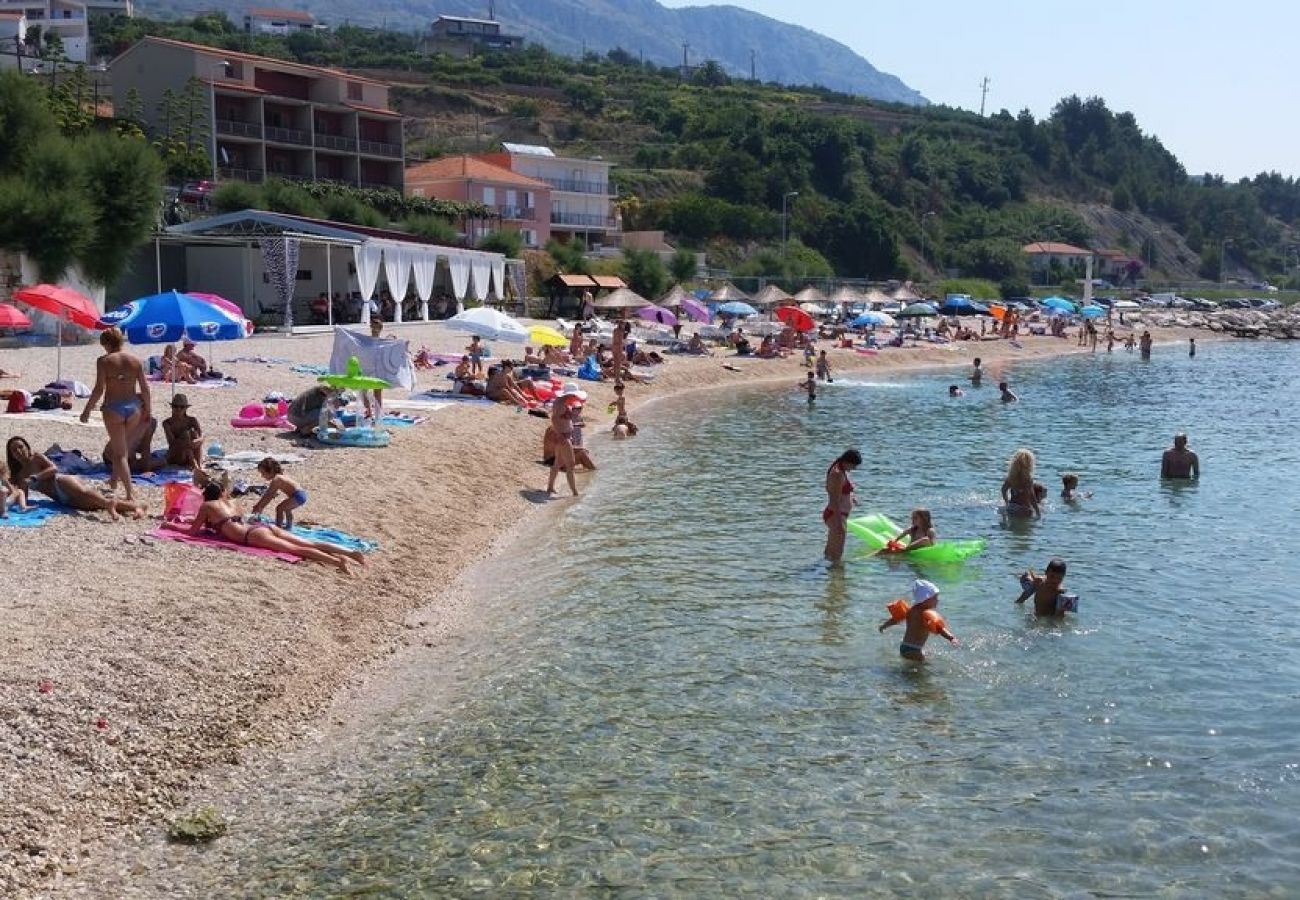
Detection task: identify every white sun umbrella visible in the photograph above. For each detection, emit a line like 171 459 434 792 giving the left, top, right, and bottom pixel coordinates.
446 306 528 343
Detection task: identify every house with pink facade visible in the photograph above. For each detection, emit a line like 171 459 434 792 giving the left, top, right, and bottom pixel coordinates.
405 155 551 249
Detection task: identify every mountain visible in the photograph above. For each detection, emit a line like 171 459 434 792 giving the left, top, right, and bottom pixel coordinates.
136 0 927 106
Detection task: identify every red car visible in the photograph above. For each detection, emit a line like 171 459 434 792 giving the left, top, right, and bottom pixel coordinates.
179 180 214 206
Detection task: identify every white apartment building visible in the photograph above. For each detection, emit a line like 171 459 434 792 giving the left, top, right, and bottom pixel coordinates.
244 7 316 35
0 0 87 63
481 143 616 248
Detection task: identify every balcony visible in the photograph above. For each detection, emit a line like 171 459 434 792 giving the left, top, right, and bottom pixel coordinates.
216 119 263 139
360 180 401 191
218 166 265 183
541 177 608 195
551 211 616 229
358 139 402 158
315 133 357 153
495 205 536 221
264 125 312 146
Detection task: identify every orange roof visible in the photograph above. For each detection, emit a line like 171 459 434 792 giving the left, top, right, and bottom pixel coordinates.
406 156 550 189
113 36 389 88
554 274 598 288
345 102 402 119
247 7 316 22
1022 241 1093 256
592 275 626 289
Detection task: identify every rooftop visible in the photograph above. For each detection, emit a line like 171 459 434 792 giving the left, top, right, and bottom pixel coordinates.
407 156 549 189
1022 241 1093 256
434 15 500 27
246 6 316 22
501 142 556 158
111 35 389 88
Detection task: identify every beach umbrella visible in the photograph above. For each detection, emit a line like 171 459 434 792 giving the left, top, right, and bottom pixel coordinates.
751 284 792 310
638 304 678 327
863 287 891 304
658 284 694 309
791 286 828 308
774 305 815 333
828 285 865 307
0 303 32 330
446 306 528 343
1080 304 1107 318
13 283 105 381
318 356 391 391
897 302 938 318
1041 296 1077 313
529 324 568 347
679 295 711 323
186 291 244 321
717 301 758 317
938 296 990 316
100 290 249 344
592 287 650 311
891 284 922 303
850 311 895 328
708 282 751 304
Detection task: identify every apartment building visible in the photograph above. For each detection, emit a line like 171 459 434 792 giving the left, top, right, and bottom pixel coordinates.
428 15 524 55
1 0 88 62
480 143 615 248
109 36 404 191
244 7 316 35
405 155 551 248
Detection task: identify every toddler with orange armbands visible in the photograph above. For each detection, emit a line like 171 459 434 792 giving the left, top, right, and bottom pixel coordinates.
878 579 958 661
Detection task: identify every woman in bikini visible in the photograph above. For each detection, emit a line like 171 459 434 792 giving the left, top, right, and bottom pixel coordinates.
6 436 145 521
1001 448 1041 518
170 482 365 574
546 386 583 497
80 327 151 505
823 448 862 563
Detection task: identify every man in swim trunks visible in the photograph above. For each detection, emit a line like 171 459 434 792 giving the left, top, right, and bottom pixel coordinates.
1160 432 1199 479
1139 330 1152 359
177 339 209 379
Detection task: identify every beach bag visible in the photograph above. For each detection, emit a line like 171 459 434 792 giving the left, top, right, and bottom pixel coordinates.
163 482 203 522
31 389 63 410
6 391 29 413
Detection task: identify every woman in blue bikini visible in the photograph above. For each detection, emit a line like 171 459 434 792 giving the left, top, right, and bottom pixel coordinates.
5 437 144 521
80 327 151 506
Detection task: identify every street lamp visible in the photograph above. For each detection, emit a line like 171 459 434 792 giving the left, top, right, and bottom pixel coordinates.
781 191 799 260
207 59 231 182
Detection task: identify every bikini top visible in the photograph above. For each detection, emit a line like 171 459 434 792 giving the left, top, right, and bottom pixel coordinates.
828 462 854 495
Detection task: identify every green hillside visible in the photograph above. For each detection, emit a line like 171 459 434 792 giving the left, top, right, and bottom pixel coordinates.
95 13 1300 293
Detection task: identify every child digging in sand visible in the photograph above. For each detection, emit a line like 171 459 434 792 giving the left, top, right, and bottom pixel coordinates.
878 579 958 661
250 457 307 529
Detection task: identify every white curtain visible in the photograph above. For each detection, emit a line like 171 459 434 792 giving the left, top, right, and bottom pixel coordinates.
490 255 506 302
353 242 384 325
447 252 471 313
469 255 493 303
412 250 440 321
381 241 413 323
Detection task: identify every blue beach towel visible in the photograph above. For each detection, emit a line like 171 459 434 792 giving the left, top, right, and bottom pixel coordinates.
291 363 331 376
0 500 68 528
290 524 378 552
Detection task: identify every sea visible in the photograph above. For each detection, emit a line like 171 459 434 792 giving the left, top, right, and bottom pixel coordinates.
147 340 1300 897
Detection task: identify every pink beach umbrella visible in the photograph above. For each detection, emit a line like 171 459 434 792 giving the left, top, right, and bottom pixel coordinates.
638 303 678 327
187 291 244 320
679 296 711 323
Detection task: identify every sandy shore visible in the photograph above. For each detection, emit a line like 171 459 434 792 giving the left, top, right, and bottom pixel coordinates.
0 317 1210 896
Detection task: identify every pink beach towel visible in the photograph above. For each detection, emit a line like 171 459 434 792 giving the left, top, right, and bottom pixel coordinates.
149 527 300 563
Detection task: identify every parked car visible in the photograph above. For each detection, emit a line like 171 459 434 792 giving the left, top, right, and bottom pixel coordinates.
179 180 214 206
1220 298 1250 309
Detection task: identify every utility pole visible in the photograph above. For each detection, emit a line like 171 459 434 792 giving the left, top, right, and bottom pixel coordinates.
488 0 495 20
979 76 991 117
682 42 690 69
750 49 756 81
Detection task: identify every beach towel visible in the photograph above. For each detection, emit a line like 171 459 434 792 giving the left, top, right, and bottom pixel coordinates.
149 527 300 563
223 356 292 365
0 409 103 428
290 363 331 376
207 450 307 472
291 524 377 552
396 392 491 410
82 466 192 486
330 329 414 390
339 412 429 428
0 500 67 528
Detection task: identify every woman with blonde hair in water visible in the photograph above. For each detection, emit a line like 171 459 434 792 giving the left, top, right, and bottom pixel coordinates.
80 327 151 504
1001 448 1041 518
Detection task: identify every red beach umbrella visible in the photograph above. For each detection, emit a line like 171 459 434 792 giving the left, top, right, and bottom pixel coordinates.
775 305 816 333
0 303 33 330
13 284 103 330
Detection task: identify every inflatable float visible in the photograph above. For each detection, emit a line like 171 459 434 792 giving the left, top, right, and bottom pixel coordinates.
314 426 391 448
231 399 289 428
848 513 986 563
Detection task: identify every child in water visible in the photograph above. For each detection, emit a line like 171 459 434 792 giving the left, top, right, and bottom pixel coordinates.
816 350 833 383
1060 473 1091 501
608 382 639 436
999 381 1018 403
801 371 817 402
879 579 958 661
251 457 308 529
970 357 982 385
803 342 816 369
1016 558 1077 616
882 508 936 553
948 384 963 397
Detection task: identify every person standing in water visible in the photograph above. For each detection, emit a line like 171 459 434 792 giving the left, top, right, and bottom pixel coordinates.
1001 448 1041 517
1139 330 1153 359
1161 433 1199 479
1189 337 1196 358
822 448 861 563
970 357 982 386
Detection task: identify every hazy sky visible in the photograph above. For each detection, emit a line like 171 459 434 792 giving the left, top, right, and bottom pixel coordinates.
661 0 1298 180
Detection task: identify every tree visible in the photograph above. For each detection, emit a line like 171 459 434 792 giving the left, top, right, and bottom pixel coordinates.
0 70 56 171
479 229 523 258
211 180 263 213
669 246 699 282
261 178 324 218
402 214 459 243
546 238 589 275
0 176 93 282
621 247 668 299
77 131 164 285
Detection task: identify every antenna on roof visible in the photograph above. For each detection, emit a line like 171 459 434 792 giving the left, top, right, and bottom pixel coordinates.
979 75 991 117
488 1 496 21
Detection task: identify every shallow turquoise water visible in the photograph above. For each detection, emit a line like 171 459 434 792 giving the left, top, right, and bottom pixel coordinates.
195 342 1300 896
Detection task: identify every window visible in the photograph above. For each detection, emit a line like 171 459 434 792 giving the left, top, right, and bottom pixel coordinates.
505 189 517 208
525 191 534 209
482 186 496 205
412 187 425 197
347 81 363 102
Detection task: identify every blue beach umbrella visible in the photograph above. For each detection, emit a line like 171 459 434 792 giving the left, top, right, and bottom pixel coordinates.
717 301 758 317
100 290 249 344
850 311 893 328
1080 304 1107 318
1041 296 1077 313
938 296 990 316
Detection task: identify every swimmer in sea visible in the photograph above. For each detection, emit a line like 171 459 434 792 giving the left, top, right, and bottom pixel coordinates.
998 381 1018 403
1189 337 1196 358
1060 472 1091 501
1016 558 1075 616
1001 448 1041 518
801 372 817 403
948 384 963 397
822 448 862 563
970 357 982 386
878 579 957 661
1160 432 1199 479
881 508 936 554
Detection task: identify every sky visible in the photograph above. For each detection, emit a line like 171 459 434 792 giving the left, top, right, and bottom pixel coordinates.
660 0 1299 180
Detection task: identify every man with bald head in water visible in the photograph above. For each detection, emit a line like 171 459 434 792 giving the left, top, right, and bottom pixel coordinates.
1161 433 1199 479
